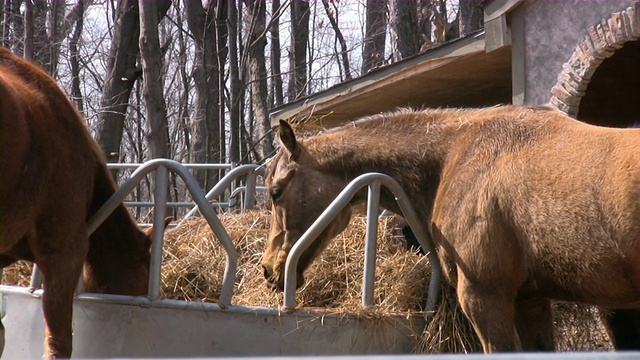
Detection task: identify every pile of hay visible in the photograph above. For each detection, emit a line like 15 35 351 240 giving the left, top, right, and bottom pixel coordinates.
1 260 33 287
1 210 614 353
161 211 431 312
161 210 613 353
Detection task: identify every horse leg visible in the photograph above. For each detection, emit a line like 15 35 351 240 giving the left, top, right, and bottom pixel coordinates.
35 231 86 359
0 269 4 357
514 298 555 351
600 308 640 350
456 274 518 352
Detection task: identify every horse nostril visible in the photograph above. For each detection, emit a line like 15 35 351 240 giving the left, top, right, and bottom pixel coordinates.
262 265 272 280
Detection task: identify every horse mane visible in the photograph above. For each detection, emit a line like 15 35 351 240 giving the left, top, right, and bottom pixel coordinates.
299 105 565 174
320 105 561 135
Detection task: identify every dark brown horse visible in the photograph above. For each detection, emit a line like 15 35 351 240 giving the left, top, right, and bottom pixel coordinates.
0 47 158 358
261 106 640 353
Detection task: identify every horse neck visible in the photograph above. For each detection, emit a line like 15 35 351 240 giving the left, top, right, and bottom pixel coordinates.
86 164 144 279
307 119 456 211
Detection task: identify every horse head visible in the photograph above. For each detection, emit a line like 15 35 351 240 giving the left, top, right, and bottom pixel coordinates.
83 216 172 296
261 120 352 291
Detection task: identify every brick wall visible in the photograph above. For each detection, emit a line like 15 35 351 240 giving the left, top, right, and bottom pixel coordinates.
549 2 640 117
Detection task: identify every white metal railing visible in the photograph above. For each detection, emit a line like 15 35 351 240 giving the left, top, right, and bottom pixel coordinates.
28 163 439 316
281 172 442 315
29 160 267 308
182 165 267 221
107 163 266 213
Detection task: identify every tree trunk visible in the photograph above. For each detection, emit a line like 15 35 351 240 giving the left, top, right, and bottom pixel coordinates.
69 0 85 113
2 0 23 53
459 0 483 37
287 0 309 100
138 0 169 159
22 0 37 62
184 0 223 189
227 0 241 164
97 0 142 165
321 0 351 81
23 0 82 76
246 0 274 161
269 0 283 107
217 1 228 169
389 0 419 62
361 0 386 73
97 0 170 165
46 0 65 76
417 0 433 51
176 4 191 163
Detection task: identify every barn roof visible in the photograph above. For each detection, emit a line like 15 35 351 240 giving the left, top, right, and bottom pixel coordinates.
269 30 513 129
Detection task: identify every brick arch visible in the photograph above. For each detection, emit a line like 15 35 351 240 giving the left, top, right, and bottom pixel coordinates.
549 2 640 117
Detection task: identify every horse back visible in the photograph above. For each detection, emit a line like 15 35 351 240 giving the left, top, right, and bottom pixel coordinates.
433 110 640 306
0 47 104 262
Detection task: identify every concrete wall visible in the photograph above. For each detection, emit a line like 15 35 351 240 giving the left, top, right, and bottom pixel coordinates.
520 0 634 105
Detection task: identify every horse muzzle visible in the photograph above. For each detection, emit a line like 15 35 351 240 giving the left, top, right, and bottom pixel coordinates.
262 265 305 291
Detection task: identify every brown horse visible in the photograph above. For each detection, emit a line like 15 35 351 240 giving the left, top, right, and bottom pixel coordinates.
261 105 640 353
0 47 159 358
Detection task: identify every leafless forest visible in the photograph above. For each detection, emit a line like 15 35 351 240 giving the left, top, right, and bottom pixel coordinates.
1 0 482 204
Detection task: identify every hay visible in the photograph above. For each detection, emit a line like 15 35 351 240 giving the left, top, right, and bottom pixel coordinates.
161 212 431 313
1 209 614 353
1 260 33 287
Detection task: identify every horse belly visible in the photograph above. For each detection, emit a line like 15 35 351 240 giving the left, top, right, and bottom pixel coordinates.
527 237 640 308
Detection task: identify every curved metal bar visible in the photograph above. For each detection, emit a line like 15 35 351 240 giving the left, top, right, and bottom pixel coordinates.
182 165 267 220
86 159 239 307
148 166 169 300
283 173 441 316
362 182 381 306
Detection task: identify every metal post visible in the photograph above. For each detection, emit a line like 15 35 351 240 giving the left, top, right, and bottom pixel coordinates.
362 182 381 306
29 266 43 290
244 172 257 210
148 165 169 300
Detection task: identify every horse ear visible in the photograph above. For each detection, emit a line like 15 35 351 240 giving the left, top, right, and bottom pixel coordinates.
144 216 173 237
278 120 298 156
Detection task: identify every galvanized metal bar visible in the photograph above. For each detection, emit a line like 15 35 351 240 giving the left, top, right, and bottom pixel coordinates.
362 182 381 306
284 173 441 314
87 159 239 307
29 266 43 290
152 160 238 307
182 165 267 220
107 163 233 170
148 165 169 300
123 201 223 208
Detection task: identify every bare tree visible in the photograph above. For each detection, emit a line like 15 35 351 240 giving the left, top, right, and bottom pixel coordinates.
321 0 351 81
138 0 170 159
175 4 191 163
269 0 284 107
287 0 310 100
97 0 170 165
69 0 85 112
23 0 87 75
389 0 419 62
459 0 483 37
97 0 142 165
228 0 242 164
417 0 434 51
362 0 386 73
2 0 24 52
184 0 226 189
245 0 274 161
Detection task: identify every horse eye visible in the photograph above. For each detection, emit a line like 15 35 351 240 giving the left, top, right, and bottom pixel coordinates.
269 187 283 201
